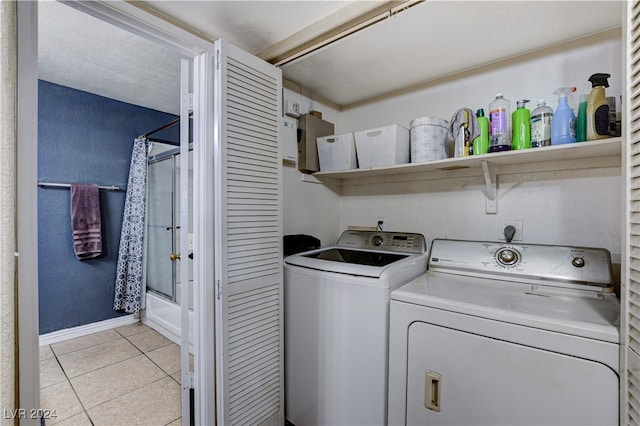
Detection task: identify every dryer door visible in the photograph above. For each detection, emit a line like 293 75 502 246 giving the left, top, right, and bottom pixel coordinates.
406 321 618 425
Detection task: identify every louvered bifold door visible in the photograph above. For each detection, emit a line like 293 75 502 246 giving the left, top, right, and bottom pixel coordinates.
213 39 283 426
627 1 640 424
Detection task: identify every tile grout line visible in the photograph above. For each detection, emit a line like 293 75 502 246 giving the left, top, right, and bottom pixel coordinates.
42 325 181 425
117 326 182 379
50 344 95 426
79 328 176 421
55 336 141 381
135 340 181 382
79 334 150 421
136 336 184 426
48 330 144 425
82 375 177 418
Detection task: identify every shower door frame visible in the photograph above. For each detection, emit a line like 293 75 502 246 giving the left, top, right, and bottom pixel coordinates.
146 149 178 302
17 2 216 425
146 146 194 306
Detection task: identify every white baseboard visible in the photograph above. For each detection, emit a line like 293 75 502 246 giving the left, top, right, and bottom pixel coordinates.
39 314 139 346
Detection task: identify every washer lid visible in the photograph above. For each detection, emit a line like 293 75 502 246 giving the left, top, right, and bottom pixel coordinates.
392 272 620 343
285 248 411 278
304 248 407 266
285 248 429 284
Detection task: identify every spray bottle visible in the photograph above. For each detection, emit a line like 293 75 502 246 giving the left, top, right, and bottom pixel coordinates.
587 73 611 140
551 87 576 145
511 99 530 150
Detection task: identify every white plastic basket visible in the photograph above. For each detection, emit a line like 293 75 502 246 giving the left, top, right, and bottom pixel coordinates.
354 125 410 168
317 133 357 171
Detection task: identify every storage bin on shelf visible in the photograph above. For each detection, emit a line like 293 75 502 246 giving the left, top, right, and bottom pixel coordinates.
317 133 358 171
410 116 449 163
354 125 410 168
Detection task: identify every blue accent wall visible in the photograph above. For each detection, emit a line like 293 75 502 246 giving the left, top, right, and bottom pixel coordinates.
38 80 178 334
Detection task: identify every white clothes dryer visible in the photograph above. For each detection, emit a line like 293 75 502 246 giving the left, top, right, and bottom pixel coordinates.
285 230 428 426
388 239 620 426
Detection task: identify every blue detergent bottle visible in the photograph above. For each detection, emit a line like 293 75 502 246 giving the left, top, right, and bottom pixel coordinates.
551 87 577 145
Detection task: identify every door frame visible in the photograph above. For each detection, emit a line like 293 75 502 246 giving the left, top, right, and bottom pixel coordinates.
17 2 216 425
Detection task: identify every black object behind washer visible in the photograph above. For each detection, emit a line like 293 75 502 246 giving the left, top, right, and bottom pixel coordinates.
284 234 321 256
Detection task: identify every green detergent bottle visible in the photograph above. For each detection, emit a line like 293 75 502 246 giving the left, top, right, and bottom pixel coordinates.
576 94 588 142
473 109 489 155
511 99 531 150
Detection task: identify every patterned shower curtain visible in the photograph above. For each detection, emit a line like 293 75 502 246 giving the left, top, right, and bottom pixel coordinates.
114 137 148 313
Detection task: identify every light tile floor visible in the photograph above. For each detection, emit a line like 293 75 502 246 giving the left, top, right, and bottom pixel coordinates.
40 323 190 426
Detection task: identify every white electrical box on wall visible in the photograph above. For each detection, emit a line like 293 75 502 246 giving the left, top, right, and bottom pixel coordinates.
281 117 298 163
285 100 301 117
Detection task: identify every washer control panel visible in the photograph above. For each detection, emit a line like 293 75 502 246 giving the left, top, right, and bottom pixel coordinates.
428 239 613 288
336 231 426 254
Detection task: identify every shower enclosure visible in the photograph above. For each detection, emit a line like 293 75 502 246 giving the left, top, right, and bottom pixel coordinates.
144 143 193 345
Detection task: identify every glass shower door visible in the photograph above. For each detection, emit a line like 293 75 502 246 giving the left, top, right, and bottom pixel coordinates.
146 156 175 299
175 150 194 309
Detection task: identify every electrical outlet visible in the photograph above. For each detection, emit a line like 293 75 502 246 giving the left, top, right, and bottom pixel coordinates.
377 217 388 231
285 100 300 117
498 220 523 242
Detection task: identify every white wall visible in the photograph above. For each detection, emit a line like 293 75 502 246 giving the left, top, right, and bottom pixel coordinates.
335 29 622 261
282 88 342 247
339 29 622 132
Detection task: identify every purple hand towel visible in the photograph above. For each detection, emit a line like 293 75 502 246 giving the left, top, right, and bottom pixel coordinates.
70 183 102 260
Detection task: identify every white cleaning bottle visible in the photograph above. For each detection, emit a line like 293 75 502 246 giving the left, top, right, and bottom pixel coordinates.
489 93 511 152
530 99 553 148
551 87 576 145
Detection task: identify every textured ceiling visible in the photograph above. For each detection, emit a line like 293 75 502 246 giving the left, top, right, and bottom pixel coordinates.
37 0 361 115
143 1 356 55
38 1 623 113
38 0 184 115
281 0 624 106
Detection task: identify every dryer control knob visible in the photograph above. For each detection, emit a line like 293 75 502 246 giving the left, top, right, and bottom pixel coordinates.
372 235 383 246
572 257 585 268
497 248 519 266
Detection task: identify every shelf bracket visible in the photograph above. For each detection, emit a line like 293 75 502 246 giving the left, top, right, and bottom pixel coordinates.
481 160 497 214
481 161 494 200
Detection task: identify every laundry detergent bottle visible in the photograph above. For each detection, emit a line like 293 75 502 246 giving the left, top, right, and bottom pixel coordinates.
551 87 576 145
489 93 511 152
587 73 611 140
576 94 588 142
473 108 489 155
511 99 530 150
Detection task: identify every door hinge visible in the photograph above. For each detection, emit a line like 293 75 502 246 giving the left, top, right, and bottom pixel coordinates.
183 371 194 389
216 279 221 300
216 49 220 70
184 92 193 114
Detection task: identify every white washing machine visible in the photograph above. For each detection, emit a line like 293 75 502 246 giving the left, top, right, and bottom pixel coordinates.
388 239 620 426
284 230 428 426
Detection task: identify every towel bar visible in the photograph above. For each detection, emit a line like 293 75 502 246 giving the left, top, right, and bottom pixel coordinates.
37 181 126 191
